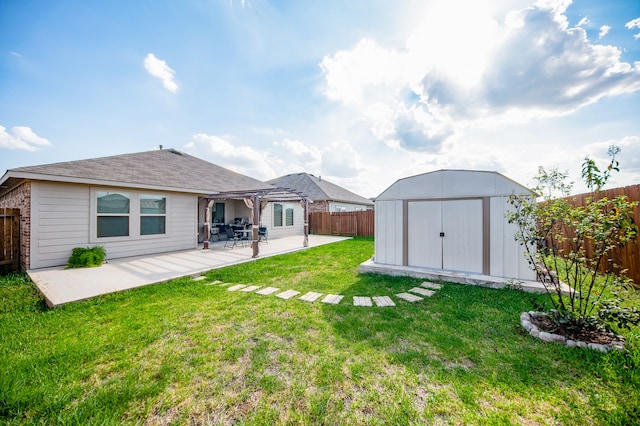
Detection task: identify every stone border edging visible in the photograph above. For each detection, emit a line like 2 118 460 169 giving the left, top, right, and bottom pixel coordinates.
520 311 625 352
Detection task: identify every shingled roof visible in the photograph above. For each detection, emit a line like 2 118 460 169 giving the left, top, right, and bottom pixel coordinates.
266 173 373 206
0 148 274 195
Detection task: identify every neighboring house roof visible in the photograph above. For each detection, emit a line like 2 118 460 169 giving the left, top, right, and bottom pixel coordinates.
0 148 274 196
266 173 374 206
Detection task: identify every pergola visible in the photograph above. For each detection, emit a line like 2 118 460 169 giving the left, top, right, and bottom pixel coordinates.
201 187 310 257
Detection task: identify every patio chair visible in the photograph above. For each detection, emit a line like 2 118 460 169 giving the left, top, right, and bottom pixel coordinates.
258 226 268 244
224 228 241 248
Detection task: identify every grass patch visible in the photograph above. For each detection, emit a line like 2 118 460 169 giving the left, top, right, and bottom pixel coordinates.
1 238 639 424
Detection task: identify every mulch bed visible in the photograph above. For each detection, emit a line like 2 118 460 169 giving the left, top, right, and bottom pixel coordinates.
529 314 619 345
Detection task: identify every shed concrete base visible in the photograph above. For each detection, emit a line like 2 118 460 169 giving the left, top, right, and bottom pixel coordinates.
359 259 571 295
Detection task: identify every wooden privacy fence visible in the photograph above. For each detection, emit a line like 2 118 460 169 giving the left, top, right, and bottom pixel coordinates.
309 210 374 237
556 184 640 287
0 208 20 274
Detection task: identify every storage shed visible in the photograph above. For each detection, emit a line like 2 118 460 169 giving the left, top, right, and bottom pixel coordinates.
368 170 535 281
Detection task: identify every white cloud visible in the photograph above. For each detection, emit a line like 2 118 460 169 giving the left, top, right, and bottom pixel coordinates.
0 126 51 151
626 17 640 39
583 136 640 188
184 134 273 179
599 25 611 38
319 1 640 155
577 17 589 27
320 140 364 178
143 53 178 93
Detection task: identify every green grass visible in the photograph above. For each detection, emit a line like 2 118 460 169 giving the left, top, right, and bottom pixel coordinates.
1 238 639 425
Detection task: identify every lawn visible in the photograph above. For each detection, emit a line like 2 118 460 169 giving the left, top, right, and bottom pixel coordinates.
1 238 639 425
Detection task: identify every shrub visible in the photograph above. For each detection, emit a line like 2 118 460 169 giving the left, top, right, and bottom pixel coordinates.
507 146 640 332
67 246 106 269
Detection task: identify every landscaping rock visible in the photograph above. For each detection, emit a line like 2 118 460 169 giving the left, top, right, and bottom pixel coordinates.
276 290 300 300
420 282 442 290
299 292 323 302
321 294 344 305
396 292 423 303
372 296 395 307
408 287 435 297
256 287 279 295
228 284 248 291
353 296 373 306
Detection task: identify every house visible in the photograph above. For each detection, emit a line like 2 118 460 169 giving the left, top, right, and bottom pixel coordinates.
363 169 535 282
266 172 374 213
0 148 306 270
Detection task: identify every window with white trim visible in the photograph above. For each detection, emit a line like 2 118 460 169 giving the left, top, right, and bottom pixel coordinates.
96 191 130 238
140 194 166 235
274 203 294 227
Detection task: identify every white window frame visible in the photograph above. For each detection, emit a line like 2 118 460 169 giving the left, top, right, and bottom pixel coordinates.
90 188 170 243
273 202 294 227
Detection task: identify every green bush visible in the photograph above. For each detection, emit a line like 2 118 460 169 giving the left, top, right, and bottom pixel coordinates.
66 246 106 268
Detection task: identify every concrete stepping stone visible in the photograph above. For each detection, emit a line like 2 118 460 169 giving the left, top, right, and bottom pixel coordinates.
240 285 261 292
228 284 248 291
276 290 300 300
193 276 206 281
409 287 436 297
256 287 280 295
299 292 323 302
353 296 373 307
421 282 442 290
396 292 423 302
373 296 396 307
321 294 344 305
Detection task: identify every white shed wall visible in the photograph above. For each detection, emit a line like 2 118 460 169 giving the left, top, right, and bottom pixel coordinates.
374 200 403 265
489 196 535 280
30 182 198 269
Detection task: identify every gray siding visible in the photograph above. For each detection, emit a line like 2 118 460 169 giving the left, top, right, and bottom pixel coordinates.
30 182 197 269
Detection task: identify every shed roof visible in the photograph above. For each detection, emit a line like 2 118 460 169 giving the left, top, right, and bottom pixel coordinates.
266 172 373 206
0 148 274 196
376 169 530 201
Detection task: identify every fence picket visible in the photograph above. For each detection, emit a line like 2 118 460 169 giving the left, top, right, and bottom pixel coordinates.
309 210 374 237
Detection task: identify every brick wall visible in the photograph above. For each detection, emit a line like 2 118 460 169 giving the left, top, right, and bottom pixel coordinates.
308 200 329 213
0 181 31 270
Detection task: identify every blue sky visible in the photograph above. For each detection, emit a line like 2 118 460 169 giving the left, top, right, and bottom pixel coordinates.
1 0 640 197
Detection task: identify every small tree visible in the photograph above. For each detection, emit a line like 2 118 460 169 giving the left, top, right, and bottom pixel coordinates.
507 147 639 332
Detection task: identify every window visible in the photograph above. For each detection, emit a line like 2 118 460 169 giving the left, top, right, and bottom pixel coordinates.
213 202 225 224
285 204 294 226
274 203 283 227
274 203 294 227
97 191 130 237
140 194 166 235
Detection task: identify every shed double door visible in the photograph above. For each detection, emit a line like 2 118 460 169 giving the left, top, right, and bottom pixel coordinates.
408 199 483 274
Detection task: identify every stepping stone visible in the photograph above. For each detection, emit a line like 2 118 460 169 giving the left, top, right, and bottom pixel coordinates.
193 276 206 281
396 292 423 303
228 284 248 291
421 282 442 290
256 287 280 295
240 285 261 292
299 292 323 302
373 296 396 307
276 290 300 300
211 280 223 285
409 287 436 297
353 296 373 307
321 294 344 305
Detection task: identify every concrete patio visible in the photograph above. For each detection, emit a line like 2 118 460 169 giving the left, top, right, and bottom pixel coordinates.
28 235 349 307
